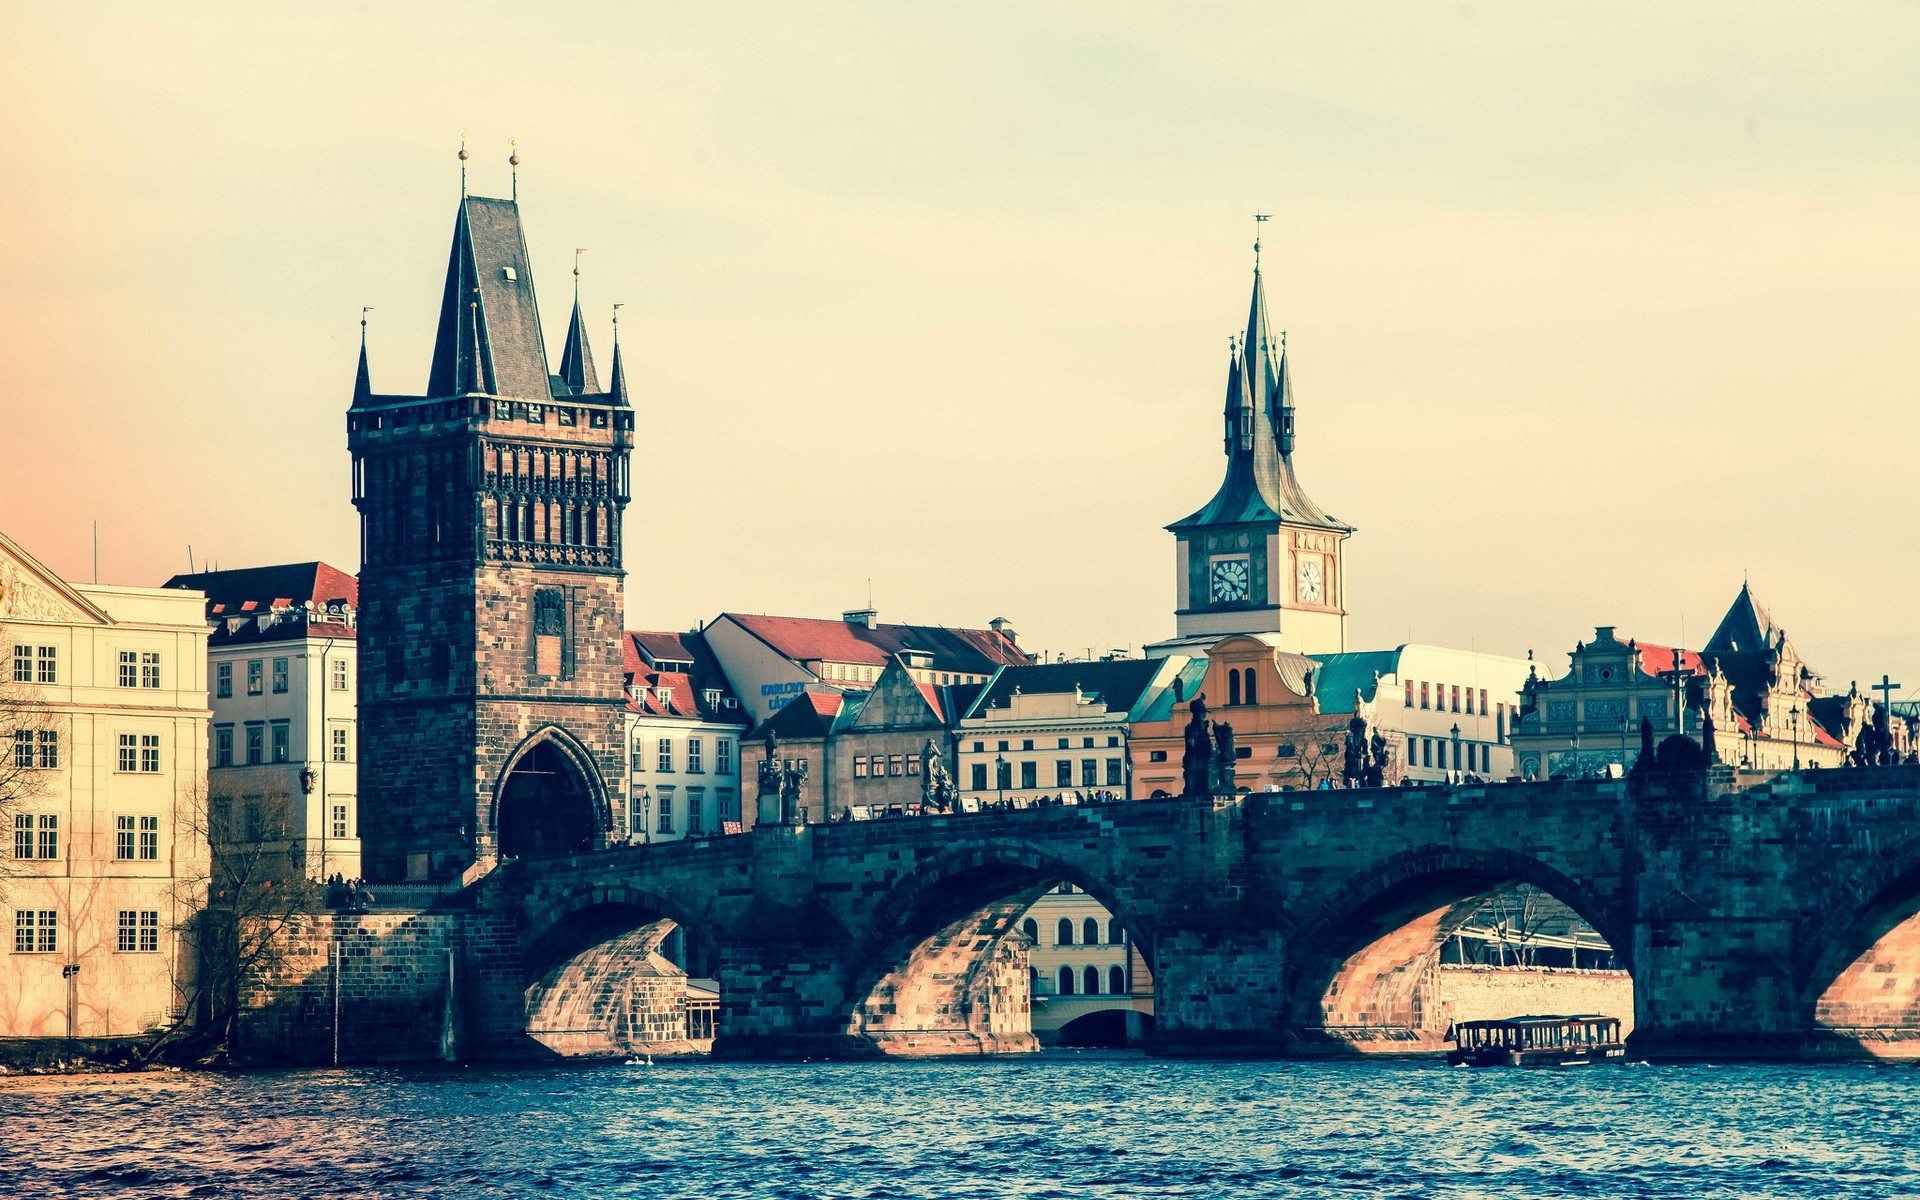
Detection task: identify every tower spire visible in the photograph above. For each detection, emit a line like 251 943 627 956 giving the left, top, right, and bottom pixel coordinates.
352 306 374 407
557 248 598 394
607 303 631 408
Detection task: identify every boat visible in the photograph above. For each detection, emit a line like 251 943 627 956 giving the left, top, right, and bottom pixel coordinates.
1445 1014 1626 1067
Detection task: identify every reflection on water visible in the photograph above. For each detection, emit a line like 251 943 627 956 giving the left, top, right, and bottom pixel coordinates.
2 1056 1915 1199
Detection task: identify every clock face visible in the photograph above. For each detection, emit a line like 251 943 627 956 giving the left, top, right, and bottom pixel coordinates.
1297 557 1325 605
1209 555 1251 603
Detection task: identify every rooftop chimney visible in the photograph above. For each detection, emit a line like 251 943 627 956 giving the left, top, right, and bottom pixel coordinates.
843 608 877 631
989 616 1017 645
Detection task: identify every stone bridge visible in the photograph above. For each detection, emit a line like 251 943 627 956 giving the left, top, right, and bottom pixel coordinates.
448 767 1920 1061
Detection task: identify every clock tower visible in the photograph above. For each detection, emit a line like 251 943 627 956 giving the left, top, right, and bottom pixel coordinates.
1154 247 1352 656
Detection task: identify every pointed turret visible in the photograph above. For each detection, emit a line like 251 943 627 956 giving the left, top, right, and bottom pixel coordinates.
352 337 373 408
607 338 632 408
1221 342 1251 454
1705 582 1788 657
556 298 599 395
426 197 553 401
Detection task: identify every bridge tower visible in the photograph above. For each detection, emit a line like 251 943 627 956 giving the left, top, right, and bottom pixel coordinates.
1153 235 1354 656
349 175 634 883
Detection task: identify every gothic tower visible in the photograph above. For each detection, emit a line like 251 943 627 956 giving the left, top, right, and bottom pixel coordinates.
349 186 634 883
1157 248 1353 656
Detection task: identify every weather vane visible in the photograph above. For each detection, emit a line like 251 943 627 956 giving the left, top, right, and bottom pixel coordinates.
458 130 469 197
1253 212 1269 262
509 137 520 200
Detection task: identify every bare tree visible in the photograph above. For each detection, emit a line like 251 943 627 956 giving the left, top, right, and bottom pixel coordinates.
1472 884 1555 967
150 786 319 1060
1289 732 1347 791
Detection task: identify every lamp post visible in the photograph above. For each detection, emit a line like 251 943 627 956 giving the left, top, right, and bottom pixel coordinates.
1450 723 1461 782
1619 716 1629 773
995 754 1007 808
1790 704 1802 771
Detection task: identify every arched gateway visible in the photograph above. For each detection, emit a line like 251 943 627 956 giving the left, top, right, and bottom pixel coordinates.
494 729 607 860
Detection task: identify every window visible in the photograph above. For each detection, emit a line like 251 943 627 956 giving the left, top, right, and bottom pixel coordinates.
1420 682 1430 709
14 910 57 953
657 737 673 773
331 803 349 839
245 724 264 765
1108 919 1124 945
970 763 987 790
271 658 289 694
331 658 350 691
10 730 27 769
1021 740 1034 752
995 760 1011 789
1105 758 1123 787
1405 680 1414 708
243 799 265 842
140 734 159 773
1084 965 1101 995
1022 918 1038 941
117 910 160 953
1149 750 1167 763
1245 673 1257 705
630 736 646 773
10 645 28 683
1057 965 1075 995
1082 737 1095 749
853 756 868 779
1422 738 1433 768
1107 736 1120 748
247 660 263 695
687 738 704 774
657 788 675 834
996 740 1008 752
1056 918 1074 946
973 741 984 753
1055 760 1072 788
1083 917 1100 945
534 589 566 676
33 646 56 684
1081 759 1098 787
718 788 739 822
116 815 136 860
270 722 289 764
1019 761 1037 789
141 652 161 689
1228 670 1241 706
1497 707 1507 743
17 729 57 770
1407 734 1417 765
1110 965 1128 996
14 813 58 860
888 755 903 778
1451 685 1461 713
1465 688 1476 716
716 739 733 776
119 650 138 688
216 661 233 698
906 756 920 777
331 726 350 763
118 733 138 773
1057 737 1069 750
1480 689 1490 718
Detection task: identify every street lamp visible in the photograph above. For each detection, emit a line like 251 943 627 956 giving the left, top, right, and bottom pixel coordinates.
1449 723 1461 782
995 754 1007 808
1790 704 1802 771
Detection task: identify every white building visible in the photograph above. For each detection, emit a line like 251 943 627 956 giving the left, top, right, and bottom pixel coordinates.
621 631 750 842
163 564 361 880
1311 645 1535 783
1018 884 1154 1045
954 658 1183 803
702 609 1028 725
1 530 210 1039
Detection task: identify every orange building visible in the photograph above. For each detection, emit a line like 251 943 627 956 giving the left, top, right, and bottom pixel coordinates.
1131 634 1357 796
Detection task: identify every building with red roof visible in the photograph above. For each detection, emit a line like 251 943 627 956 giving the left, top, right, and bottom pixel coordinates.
619 630 749 842
163 562 363 880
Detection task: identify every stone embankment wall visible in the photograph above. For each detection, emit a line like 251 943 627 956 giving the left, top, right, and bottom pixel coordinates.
1438 966 1635 1037
235 911 469 1065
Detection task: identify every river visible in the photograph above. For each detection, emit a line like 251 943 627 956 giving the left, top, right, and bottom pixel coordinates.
2 1056 1914 1198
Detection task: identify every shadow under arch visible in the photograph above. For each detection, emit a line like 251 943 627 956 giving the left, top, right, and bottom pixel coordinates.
1796 832 1920 1059
491 725 610 861
840 840 1156 1056
1286 845 1634 1056
520 885 720 1058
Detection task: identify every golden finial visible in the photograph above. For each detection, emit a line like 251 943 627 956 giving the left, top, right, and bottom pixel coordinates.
458 130 469 197
509 137 520 201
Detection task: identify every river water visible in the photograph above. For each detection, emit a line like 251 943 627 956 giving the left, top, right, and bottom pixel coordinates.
2 1056 1915 1199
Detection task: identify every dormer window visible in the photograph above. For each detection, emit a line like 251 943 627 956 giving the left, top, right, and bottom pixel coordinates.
703 688 721 708
654 686 672 706
502 266 518 281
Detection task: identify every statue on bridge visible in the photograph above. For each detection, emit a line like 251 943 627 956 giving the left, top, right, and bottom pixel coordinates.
920 738 956 813
780 756 810 825
756 732 811 825
1342 697 1388 788
1210 718 1238 796
1181 695 1212 799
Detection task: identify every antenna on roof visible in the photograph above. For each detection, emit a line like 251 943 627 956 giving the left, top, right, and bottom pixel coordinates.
187 545 195 574
509 138 520 201
457 130 469 198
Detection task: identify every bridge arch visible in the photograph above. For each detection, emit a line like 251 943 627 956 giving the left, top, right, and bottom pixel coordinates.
1798 831 1920 1057
1288 845 1634 1055
492 726 609 861
840 840 1156 1055
519 884 720 1057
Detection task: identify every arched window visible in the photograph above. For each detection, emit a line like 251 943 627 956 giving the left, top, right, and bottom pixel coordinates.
1057 965 1075 995
1021 918 1038 942
1057 918 1074 946
1083 917 1101 945
1245 671 1257 705
1028 967 1039 993
1228 669 1241 706
1084 965 1101 995
1109 965 1128 996
1108 919 1124 946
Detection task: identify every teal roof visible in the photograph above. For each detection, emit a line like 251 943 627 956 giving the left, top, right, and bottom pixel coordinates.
1135 658 1211 724
1307 649 1403 714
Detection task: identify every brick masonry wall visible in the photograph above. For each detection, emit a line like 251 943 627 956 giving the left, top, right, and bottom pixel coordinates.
1438 967 1634 1036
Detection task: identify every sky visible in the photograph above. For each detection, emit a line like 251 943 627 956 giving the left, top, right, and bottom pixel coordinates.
2 3 1917 700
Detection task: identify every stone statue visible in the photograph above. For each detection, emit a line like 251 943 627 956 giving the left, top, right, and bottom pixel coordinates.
1210 719 1237 796
756 732 783 824
920 738 955 812
1180 695 1212 799
780 756 810 825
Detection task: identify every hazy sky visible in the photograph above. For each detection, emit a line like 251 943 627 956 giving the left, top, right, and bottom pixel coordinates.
3 3 1917 698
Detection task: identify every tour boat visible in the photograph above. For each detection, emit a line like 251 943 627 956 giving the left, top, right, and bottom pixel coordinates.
1446 1015 1626 1067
